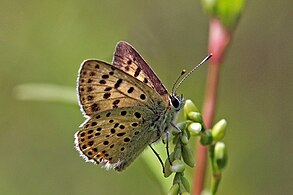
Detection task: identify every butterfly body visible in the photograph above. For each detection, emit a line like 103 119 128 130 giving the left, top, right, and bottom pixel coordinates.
75 42 184 171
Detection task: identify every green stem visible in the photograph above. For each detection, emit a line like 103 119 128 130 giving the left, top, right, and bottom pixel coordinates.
209 144 221 195
211 172 222 195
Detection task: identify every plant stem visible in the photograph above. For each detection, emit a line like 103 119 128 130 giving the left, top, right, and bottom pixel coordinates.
192 18 231 195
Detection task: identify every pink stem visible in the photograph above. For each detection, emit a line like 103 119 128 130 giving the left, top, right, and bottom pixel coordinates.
192 17 231 195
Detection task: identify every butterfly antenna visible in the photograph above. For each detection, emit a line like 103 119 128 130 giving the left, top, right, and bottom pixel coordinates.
171 69 186 94
173 54 213 93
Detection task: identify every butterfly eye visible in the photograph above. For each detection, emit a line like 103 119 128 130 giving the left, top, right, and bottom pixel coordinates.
170 96 180 110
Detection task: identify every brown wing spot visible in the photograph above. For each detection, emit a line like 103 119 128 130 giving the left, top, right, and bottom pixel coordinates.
132 123 138 127
87 151 92 156
104 87 112 91
80 132 85 137
134 67 141 77
110 144 114 148
82 145 87 149
109 71 114 75
120 147 125 151
80 88 84 92
87 87 93 92
90 72 95 76
143 78 148 83
110 128 116 134
127 59 132 65
106 112 111 117
87 95 93 101
99 80 106 84
87 135 93 139
91 122 97 126
134 112 141 118
109 119 114 123
102 74 109 79
114 123 119 128
96 115 101 119
125 66 130 71
124 137 130 142
93 148 98 152
140 94 146 100
119 125 125 129
103 93 111 99
134 131 139 135
88 79 93 83
82 71 87 75
95 132 101 136
88 129 94 134
80 79 85 83
95 64 100 69
113 100 120 108
114 79 123 88
97 127 102 131
88 141 94 146
103 141 109 145
120 111 127 116
80 138 85 142
127 87 134 93
117 132 126 137
91 103 99 112
111 66 115 71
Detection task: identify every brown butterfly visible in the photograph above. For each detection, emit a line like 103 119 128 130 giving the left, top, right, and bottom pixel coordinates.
74 41 211 171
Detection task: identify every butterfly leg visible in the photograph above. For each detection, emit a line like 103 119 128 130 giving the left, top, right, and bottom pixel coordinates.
165 123 182 165
171 123 182 133
165 130 173 166
148 144 165 173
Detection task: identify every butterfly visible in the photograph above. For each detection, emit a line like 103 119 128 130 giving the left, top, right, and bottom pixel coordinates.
74 41 211 171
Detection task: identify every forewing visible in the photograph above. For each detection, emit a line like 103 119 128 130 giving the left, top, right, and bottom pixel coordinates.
112 41 168 96
74 106 158 171
77 60 164 116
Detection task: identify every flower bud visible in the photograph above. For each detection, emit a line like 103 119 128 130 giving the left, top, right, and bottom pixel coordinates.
201 0 245 29
173 145 182 159
187 111 203 123
180 134 189 145
168 183 179 195
184 99 199 119
164 152 175 177
182 144 195 167
181 176 190 192
200 130 213 145
171 159 185 172
188 122 202 136
214 142 228 170
211 119 227 142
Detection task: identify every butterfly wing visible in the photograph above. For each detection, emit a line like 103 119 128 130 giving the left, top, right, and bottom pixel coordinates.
75 106 160 171
76 59 170 170
112 41 168 96
77 60 165 116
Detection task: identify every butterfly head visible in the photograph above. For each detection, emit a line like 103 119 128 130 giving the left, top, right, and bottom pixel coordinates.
169 93 184 111
169 54 213 112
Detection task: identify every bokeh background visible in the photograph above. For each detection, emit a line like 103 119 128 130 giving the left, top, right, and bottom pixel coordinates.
0 0 292 194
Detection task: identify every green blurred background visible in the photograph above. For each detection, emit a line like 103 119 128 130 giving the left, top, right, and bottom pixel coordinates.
0 0 292 194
